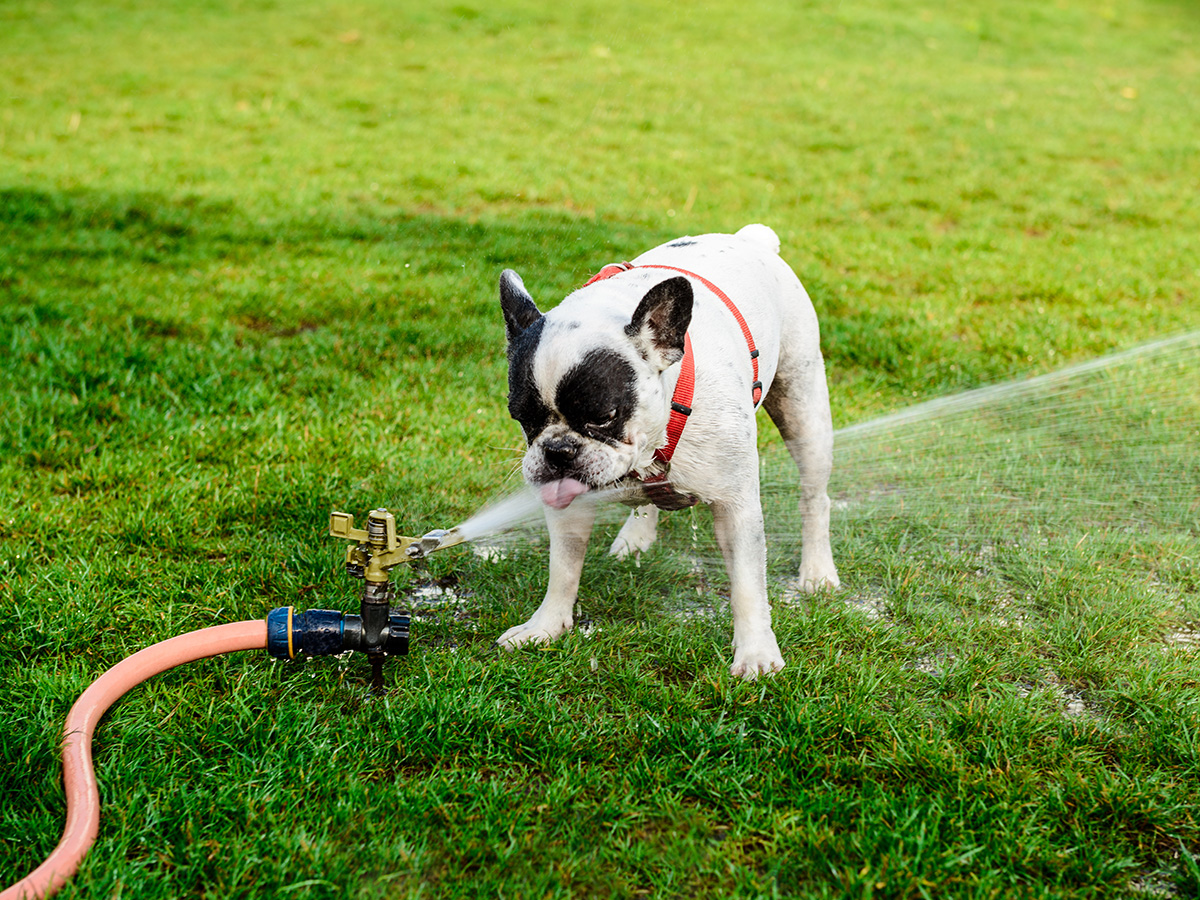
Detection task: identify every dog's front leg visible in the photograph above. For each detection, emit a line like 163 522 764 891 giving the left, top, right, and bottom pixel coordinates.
711 498 785 680
497 502 596 650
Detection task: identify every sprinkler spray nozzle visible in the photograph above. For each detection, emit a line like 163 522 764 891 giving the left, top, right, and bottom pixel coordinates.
405 527 466 560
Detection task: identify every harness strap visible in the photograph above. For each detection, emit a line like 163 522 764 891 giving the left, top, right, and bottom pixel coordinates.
583 262 635 286
654 332 693 466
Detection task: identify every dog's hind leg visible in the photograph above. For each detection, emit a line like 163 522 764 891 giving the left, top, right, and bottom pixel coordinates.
497 503 595 649
762 354 840 592
609 505 659 559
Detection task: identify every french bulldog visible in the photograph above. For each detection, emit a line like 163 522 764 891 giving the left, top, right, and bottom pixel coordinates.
497 224 839 679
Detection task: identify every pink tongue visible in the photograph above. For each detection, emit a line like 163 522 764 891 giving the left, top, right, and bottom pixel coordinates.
540 478 590 509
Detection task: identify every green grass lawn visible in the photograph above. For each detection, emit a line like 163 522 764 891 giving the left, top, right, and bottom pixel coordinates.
2 1 1199 897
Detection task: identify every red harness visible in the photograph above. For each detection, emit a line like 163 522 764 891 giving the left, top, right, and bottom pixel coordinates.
583 262 762 509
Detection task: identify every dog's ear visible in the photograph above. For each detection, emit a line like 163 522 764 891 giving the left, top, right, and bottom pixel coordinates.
625 276 693 370
500 269 542 343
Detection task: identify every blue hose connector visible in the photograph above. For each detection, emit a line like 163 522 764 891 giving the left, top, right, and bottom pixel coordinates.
267 607 342 659
266 607 409 661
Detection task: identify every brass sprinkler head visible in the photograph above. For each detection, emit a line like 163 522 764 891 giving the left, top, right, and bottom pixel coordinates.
329 508 414 582
328 509 466 571
324 509 466 691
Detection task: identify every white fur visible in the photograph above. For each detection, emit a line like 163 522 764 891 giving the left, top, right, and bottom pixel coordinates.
498 225 840 679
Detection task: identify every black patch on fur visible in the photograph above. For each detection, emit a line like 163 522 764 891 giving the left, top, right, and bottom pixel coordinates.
625 276 693 366
668 239 697 247
500 269 542 343
555 348 637 444
506 316 551 442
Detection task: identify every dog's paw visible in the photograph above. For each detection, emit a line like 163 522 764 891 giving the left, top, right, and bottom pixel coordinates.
609 532 655 560
496 615 571 651
730 635 785 681
730 651 785 681
609 507 658 560
796 563 841 593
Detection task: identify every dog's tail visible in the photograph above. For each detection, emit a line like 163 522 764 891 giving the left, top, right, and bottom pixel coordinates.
735 223 781 255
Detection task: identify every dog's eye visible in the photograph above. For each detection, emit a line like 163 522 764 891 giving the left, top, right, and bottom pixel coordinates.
587 408 618 432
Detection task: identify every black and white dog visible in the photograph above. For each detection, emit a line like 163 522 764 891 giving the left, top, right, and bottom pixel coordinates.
498 224 839 679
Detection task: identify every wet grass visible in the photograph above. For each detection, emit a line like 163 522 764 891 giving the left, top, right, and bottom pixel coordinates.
2 0 1200 897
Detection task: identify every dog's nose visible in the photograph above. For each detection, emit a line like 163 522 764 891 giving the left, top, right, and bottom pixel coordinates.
542 436 580 468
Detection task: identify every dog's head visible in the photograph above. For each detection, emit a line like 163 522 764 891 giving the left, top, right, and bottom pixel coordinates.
500 269 693 508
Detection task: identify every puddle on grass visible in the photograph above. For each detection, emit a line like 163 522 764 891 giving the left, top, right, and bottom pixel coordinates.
1164 630 1200 649
1127 872 1179 898
903 654 1099 721
774 575 892 622
1015 671 1092 719
409 582 465 607
575 612 602 637
667 596 724 621
402 540 1193 728
840 589 891 622
401 579 477 646
992 594 1033 629
470 541 510 563
410 580 470 609
907 650 957 679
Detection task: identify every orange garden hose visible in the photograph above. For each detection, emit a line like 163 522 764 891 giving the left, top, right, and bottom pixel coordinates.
2 621 268 900
5 506 419 899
